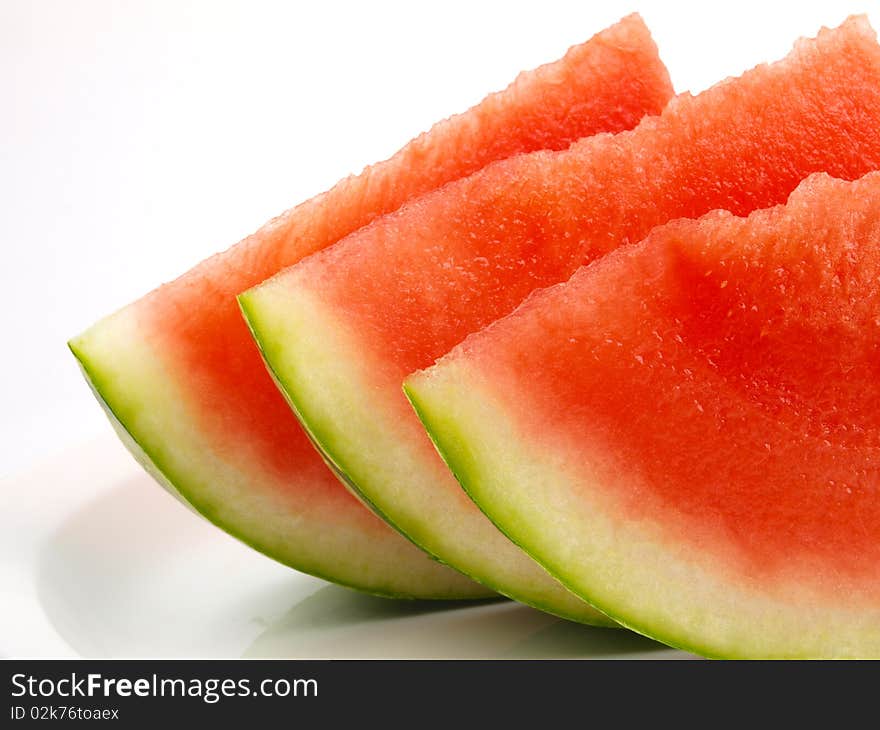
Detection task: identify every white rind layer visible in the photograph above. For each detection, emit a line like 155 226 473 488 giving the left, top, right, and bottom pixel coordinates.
69 305 492 599
240 281 616 626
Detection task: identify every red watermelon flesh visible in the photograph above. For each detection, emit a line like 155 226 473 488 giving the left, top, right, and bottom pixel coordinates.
407 171 880 658
241 16 880 617
68 14 672 600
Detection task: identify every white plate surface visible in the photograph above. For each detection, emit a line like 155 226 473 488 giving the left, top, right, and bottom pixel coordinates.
1 436 692 659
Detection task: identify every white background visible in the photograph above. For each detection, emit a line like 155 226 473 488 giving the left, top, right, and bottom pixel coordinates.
2 0 877 477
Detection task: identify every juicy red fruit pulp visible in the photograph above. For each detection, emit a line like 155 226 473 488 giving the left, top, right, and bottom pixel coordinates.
141 15 672 496
476 190 880 603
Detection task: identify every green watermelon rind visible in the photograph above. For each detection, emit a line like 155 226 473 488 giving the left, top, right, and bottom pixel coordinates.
238 289 619 628
68 319 493 601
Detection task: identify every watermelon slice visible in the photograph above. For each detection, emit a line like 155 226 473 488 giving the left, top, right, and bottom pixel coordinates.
69 14 672 600
406 171 880 658
241 17 880 618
